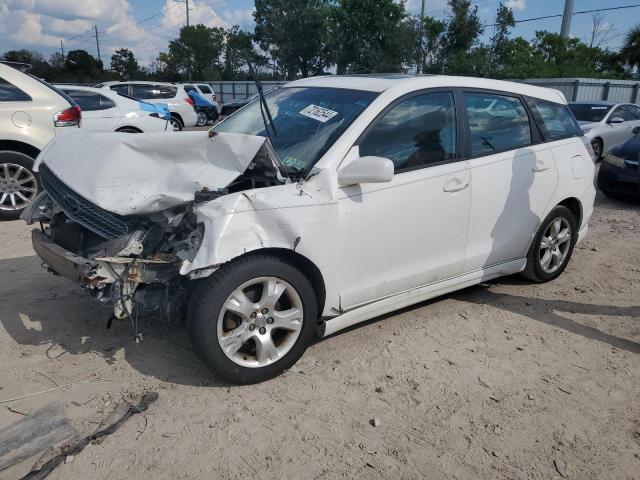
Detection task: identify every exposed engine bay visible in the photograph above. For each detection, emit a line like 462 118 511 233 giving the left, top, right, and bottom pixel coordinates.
24 130 288 330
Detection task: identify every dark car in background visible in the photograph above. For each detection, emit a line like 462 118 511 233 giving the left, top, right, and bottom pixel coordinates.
597 126 640 200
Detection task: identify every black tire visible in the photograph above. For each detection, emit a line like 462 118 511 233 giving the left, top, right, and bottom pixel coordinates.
0 150 39 221
521 206 578 283
169 115 183 131
196 110 208 126
188 254 318 384
116 127 141 133
591 138 603 161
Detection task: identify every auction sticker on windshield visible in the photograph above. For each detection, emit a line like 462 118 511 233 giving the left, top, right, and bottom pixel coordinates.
299 104 339 123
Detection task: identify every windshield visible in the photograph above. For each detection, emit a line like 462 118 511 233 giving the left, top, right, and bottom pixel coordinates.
214 87 377 174
568 104 612 122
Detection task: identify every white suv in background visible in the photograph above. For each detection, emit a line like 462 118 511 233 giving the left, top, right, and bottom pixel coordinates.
56 85 170 133
95 81 198 130
0 62 81 220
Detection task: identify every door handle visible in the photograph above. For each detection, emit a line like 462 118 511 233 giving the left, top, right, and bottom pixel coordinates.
443 179 469 192
532 162 550 172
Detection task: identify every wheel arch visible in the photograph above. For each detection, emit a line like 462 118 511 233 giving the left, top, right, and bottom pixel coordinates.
557 197 583 228
0 140 40 159
115 126 143 133
170 112 184 126
237 248 327 321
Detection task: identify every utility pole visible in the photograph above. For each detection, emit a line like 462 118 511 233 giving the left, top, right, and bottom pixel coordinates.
560 0 574 38
417 0 426 74
186 0 190 27
60 40 64 58
94 25 102 64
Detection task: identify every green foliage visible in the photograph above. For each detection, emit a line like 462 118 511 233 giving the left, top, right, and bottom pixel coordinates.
162 25 226 80
254 0 333 79
64 50 103 81
332 0 415 74
110 48 139 80
621 24 640 69
2 49 51 78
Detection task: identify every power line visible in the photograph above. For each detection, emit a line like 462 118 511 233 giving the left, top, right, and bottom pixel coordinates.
482 3 640 28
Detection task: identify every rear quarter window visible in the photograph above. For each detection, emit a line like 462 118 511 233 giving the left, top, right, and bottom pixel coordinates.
527 98 582 141
0 77 32 101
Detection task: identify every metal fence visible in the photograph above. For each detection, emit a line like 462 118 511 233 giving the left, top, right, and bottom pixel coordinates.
209 78 640 105
208 81 287 103
520 78 640 103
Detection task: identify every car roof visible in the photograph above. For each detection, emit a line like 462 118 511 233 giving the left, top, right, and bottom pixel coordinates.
105 80 179 86
569 100 617 106
286 75 567 104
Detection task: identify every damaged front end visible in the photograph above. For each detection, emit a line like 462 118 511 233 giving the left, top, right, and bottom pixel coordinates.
24 130 287 325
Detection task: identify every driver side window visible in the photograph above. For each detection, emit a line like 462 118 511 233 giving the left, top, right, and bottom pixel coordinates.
358 91 457 172
610 107 635 122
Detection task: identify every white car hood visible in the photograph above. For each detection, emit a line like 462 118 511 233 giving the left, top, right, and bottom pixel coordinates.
35 130 268 216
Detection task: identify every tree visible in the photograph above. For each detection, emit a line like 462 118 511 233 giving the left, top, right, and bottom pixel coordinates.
418 16 447 73
484 4 515 76
162 24 226 80
621 24 640 71
331 0 416 74
110 48 139 80
254 0 334 79
587 13 617 49
443 0 483 58
223 26 267 79
65 50 103 81
1 49 51 78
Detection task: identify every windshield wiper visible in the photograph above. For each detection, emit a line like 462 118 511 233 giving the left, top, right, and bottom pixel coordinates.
246 56 277 139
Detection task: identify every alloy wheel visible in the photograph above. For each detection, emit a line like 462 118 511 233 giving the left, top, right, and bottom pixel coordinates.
539 218 571 274
169 118 182 131
217 276 304 368
0 163 38 211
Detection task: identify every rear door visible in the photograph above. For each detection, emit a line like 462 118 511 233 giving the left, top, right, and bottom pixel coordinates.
463 90 558 272
63 90 120 131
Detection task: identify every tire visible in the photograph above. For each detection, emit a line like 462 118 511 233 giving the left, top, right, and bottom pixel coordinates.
169 115 183 131
116 127 141 133
591 138 603 161
188 254 318 384
0 150 39 221
521 206 577 283
196 110 208 126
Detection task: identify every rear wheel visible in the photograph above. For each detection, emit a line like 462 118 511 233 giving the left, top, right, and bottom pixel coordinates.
188 254 317 384
521 206 577 283
169 115 183 131
196 110 208 126
0 151 39 221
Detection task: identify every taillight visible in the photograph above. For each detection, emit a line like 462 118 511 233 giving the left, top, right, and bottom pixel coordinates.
212 94 217 102
54 106 81 127
184 97 195 106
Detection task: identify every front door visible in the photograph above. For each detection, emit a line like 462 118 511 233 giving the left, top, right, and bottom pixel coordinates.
337 90 471 309
462 91 559 271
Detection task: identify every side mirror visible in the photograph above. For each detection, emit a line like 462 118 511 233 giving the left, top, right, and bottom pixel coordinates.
337 156 394 187
633 126 640 135
608 116 625 124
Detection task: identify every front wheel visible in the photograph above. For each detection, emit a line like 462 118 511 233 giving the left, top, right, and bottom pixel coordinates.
188 254 318 384
521 206 577 283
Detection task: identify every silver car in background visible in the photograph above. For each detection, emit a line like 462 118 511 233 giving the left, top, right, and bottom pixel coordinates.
568 101 640 159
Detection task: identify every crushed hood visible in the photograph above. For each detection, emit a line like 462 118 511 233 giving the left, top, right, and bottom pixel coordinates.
35 130 268 216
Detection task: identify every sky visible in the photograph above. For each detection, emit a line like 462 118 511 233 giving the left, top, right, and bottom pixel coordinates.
0 0 638 66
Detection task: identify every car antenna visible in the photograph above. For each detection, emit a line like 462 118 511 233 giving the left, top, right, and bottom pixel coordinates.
245 55 277 138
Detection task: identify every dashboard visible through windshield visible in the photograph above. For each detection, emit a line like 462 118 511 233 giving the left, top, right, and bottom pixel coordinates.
214 87 378 175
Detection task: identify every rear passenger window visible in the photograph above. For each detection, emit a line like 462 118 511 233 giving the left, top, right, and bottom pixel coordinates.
464 92 532 157
527 98 581 141
198 84 212 94
0 77 31 101
110 84 129 95
131 84 156 99
359 91 457 172
64 90 115 111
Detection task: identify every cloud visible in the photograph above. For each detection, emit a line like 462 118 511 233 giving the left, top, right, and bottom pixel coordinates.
505 0 526 11
0 0 241 65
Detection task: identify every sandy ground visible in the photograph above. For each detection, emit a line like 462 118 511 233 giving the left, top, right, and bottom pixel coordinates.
0 191 639 480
